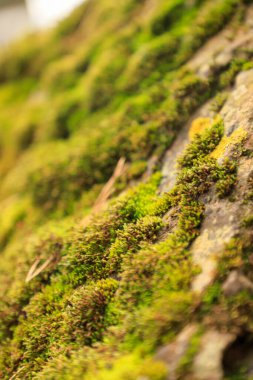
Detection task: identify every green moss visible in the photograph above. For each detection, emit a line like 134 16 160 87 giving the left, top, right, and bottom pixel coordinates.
150 0 187 36
215 159 237 198
0 197 27 249
0 0 252 378
209 91 229 113
86 353 168 380
120 33 179 91
65 173 162 286
63 279 118 345
178 117 224 168
219 59 253 88
242 215 253 228
175 0 240 64
86 50 129 112
53 2 88 39
107 215 163 275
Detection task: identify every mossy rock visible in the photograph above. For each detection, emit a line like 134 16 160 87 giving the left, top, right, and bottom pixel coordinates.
0 0 253 379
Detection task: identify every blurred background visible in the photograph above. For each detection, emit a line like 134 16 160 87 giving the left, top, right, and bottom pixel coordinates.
0 0 84 46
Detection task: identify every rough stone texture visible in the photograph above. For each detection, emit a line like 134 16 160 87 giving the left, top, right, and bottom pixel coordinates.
188 5 253 78
191 70 253 293
221 69 253 137
191 198 241 294
160 67 253 294
192 330 235 380
155 324 198 380
222 270 253 297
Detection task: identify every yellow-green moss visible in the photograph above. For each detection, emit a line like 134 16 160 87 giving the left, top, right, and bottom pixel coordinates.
210 127 248 159
189 117 212 141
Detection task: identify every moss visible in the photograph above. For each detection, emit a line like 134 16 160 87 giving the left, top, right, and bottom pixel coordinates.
85 49 129 112
209 91 229 113
0 0 252 378
53 2 88 39
200 233 253 336
0 70 212 217
0 197 27 249
120 33 179 91
189 117 212 141
210 127 248 160
41 53 89 93
175 0 240 64
219 59 248 88
65 173 162 286
241 215 253 228
177 117 241 199
107 215 164 275
150 0 187 36
63 279 118 345
215 159 238 198
123 292 195 350
178 117 224 168
0 104 227 377
86 354 168 380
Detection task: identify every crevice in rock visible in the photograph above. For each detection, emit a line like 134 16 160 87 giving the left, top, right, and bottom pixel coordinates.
222 333 253 378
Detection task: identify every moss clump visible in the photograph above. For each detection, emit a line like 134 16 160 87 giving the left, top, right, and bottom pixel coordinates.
215 159 238 198
178 117 224 167
86 354 168 380
63 279 118 345
120 33 179 91
150 0 187 36
188 117 212 141
107 215 164 275
242 215 253 228
209 91 229 113
210 126 248 160
178 118 241 199
65 173 162 286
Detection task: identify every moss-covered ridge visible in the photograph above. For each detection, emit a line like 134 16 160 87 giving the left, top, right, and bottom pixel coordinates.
0 0 253 379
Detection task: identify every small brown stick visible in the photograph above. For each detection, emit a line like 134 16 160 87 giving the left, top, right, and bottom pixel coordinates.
25 258 41 283
25 255 55 283
9 366 26 380
81 157 126 227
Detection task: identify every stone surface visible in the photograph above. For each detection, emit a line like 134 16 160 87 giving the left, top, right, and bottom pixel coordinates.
190 195 242 294
155 324 198 380
188 5 253 78
193 330 235 380
221 69 253 137
191 68 253 294
222 270 253 297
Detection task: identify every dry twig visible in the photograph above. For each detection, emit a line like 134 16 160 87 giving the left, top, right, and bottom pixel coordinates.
81 157 126 227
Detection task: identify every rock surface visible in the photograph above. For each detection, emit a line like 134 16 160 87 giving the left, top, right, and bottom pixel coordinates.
155 324 198 380
193 331 235 380
222 270 253 297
